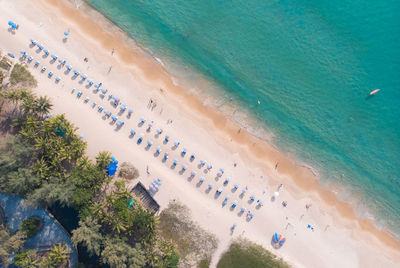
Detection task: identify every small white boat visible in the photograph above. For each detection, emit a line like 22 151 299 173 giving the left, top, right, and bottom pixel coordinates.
369 89 381 95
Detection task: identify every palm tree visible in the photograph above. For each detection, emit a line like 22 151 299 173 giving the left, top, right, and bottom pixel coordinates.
95 151 111 170
47 243 71 267
34 96 52 118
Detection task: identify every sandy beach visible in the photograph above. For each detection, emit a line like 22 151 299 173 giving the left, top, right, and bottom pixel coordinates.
1 0 400 267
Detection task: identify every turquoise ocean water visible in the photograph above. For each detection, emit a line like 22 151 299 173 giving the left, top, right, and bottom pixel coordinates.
84 0 400 234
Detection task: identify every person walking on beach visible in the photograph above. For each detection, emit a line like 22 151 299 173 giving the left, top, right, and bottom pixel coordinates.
108 66 112 74
111 48 115 55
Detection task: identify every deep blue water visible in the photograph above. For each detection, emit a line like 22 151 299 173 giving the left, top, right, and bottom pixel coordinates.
84 0 400 234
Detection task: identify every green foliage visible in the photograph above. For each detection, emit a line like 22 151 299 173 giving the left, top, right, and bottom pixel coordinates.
158 201 218 267
119 162 140 180
71 216 104 257
0 225 26 266
20 217 42 238
100 236 146 268
0 70 4 86
14 250 39 267
0 57 12 71
28 181 75 208
217 238 291 268
10 63 37 87
46 243 71 267
68 156 109 210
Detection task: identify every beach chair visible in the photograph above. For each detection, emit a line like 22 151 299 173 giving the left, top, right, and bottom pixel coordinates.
73 69 80 75
130 129 136 136
117 120 124 127
41 66 47 72
156 146 161 154
43 49 49 55
98 106 103 112
87 79 94 85
120 103 127 111
208 183 213 189
80 74 87 80
27 56 33 62
241 207 246 212
111 115 118 121
84 98 90 103
199 177 205 183
163 152 169 161
232 200 238 208
30 39 37 45
190 153 196 161
250 195 255 201
164 135 170 143
224 177 231 185
34 61 40 67
37 44 44 50
72 88 76 93
147 140 153 147
92 102 97 108
200 159 206 166
51 54 58 60
182 164 187 171
156 128 162 134
94 82 102 88
181 147 187 157
174 141 180 147
48 72 53 78
137 133 144 144
77 92 82 98
190 171 196 177
234 184 239 190
140 117 146 123
66 64 72 70
207 163 212 170
128 108 133 116
55 77 61 82
216 188 222 194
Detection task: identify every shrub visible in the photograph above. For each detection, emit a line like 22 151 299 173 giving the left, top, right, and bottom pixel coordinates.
118 162 140 180
217 238 291 268
158 201 218 267
10 63 37 87
0 57 12 71
20 217 42 238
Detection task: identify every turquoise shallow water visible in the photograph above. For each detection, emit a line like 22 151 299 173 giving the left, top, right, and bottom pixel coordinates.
85 0 400 234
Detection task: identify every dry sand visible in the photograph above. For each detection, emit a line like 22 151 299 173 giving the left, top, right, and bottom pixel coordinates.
1 0 400 267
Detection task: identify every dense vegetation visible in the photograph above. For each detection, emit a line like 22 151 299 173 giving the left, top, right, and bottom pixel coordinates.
159 202 218 267
0 59 222 267
217 238 290 268
20 217 42 238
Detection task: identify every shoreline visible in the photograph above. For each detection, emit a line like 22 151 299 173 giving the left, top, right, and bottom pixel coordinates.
2 0 399 266
56 0 400 250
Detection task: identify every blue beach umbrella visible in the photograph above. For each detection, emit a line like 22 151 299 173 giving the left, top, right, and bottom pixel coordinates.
64 30 69 36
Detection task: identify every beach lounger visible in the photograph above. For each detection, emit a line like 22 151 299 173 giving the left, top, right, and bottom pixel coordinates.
7 53 15 58
173 158 178 166
232 200 238 208
27 56 33 62
174 141 180 147
41 66 46 72
37 44 44 50
48 72 53 78
181 147 187 156
147 140 153 147
87 79 94 85
164 135 170 143
51 54 58 60
140 117 146 123
250 195 255 201
200 159 206 166
208 183 213 189
156 128 163 134
92 102 97 108
137 133 144 144
66 64 72 70
55 77 61 82
190 153 196 161
241 207 246 212
234 184 239 190
191 171 196 177
156 146 161 154
98 106 103 112
111 115 118 121
116 120 124 127
101 88 108 94
30 39 37 45
84 98 90 103
207 163 212 169
43 49 49 55
80 74 87 79
128 108 133 115
95 82 102 88
199 177 205 183
120 103 127 111
224 177 231 185
72 88 76 93
73 69 80 75
163 152 169 161
182 164 187 171
34 61 40 67
130 129 136 136
225 195 230 201
217 188 222 194
77 92 82 98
